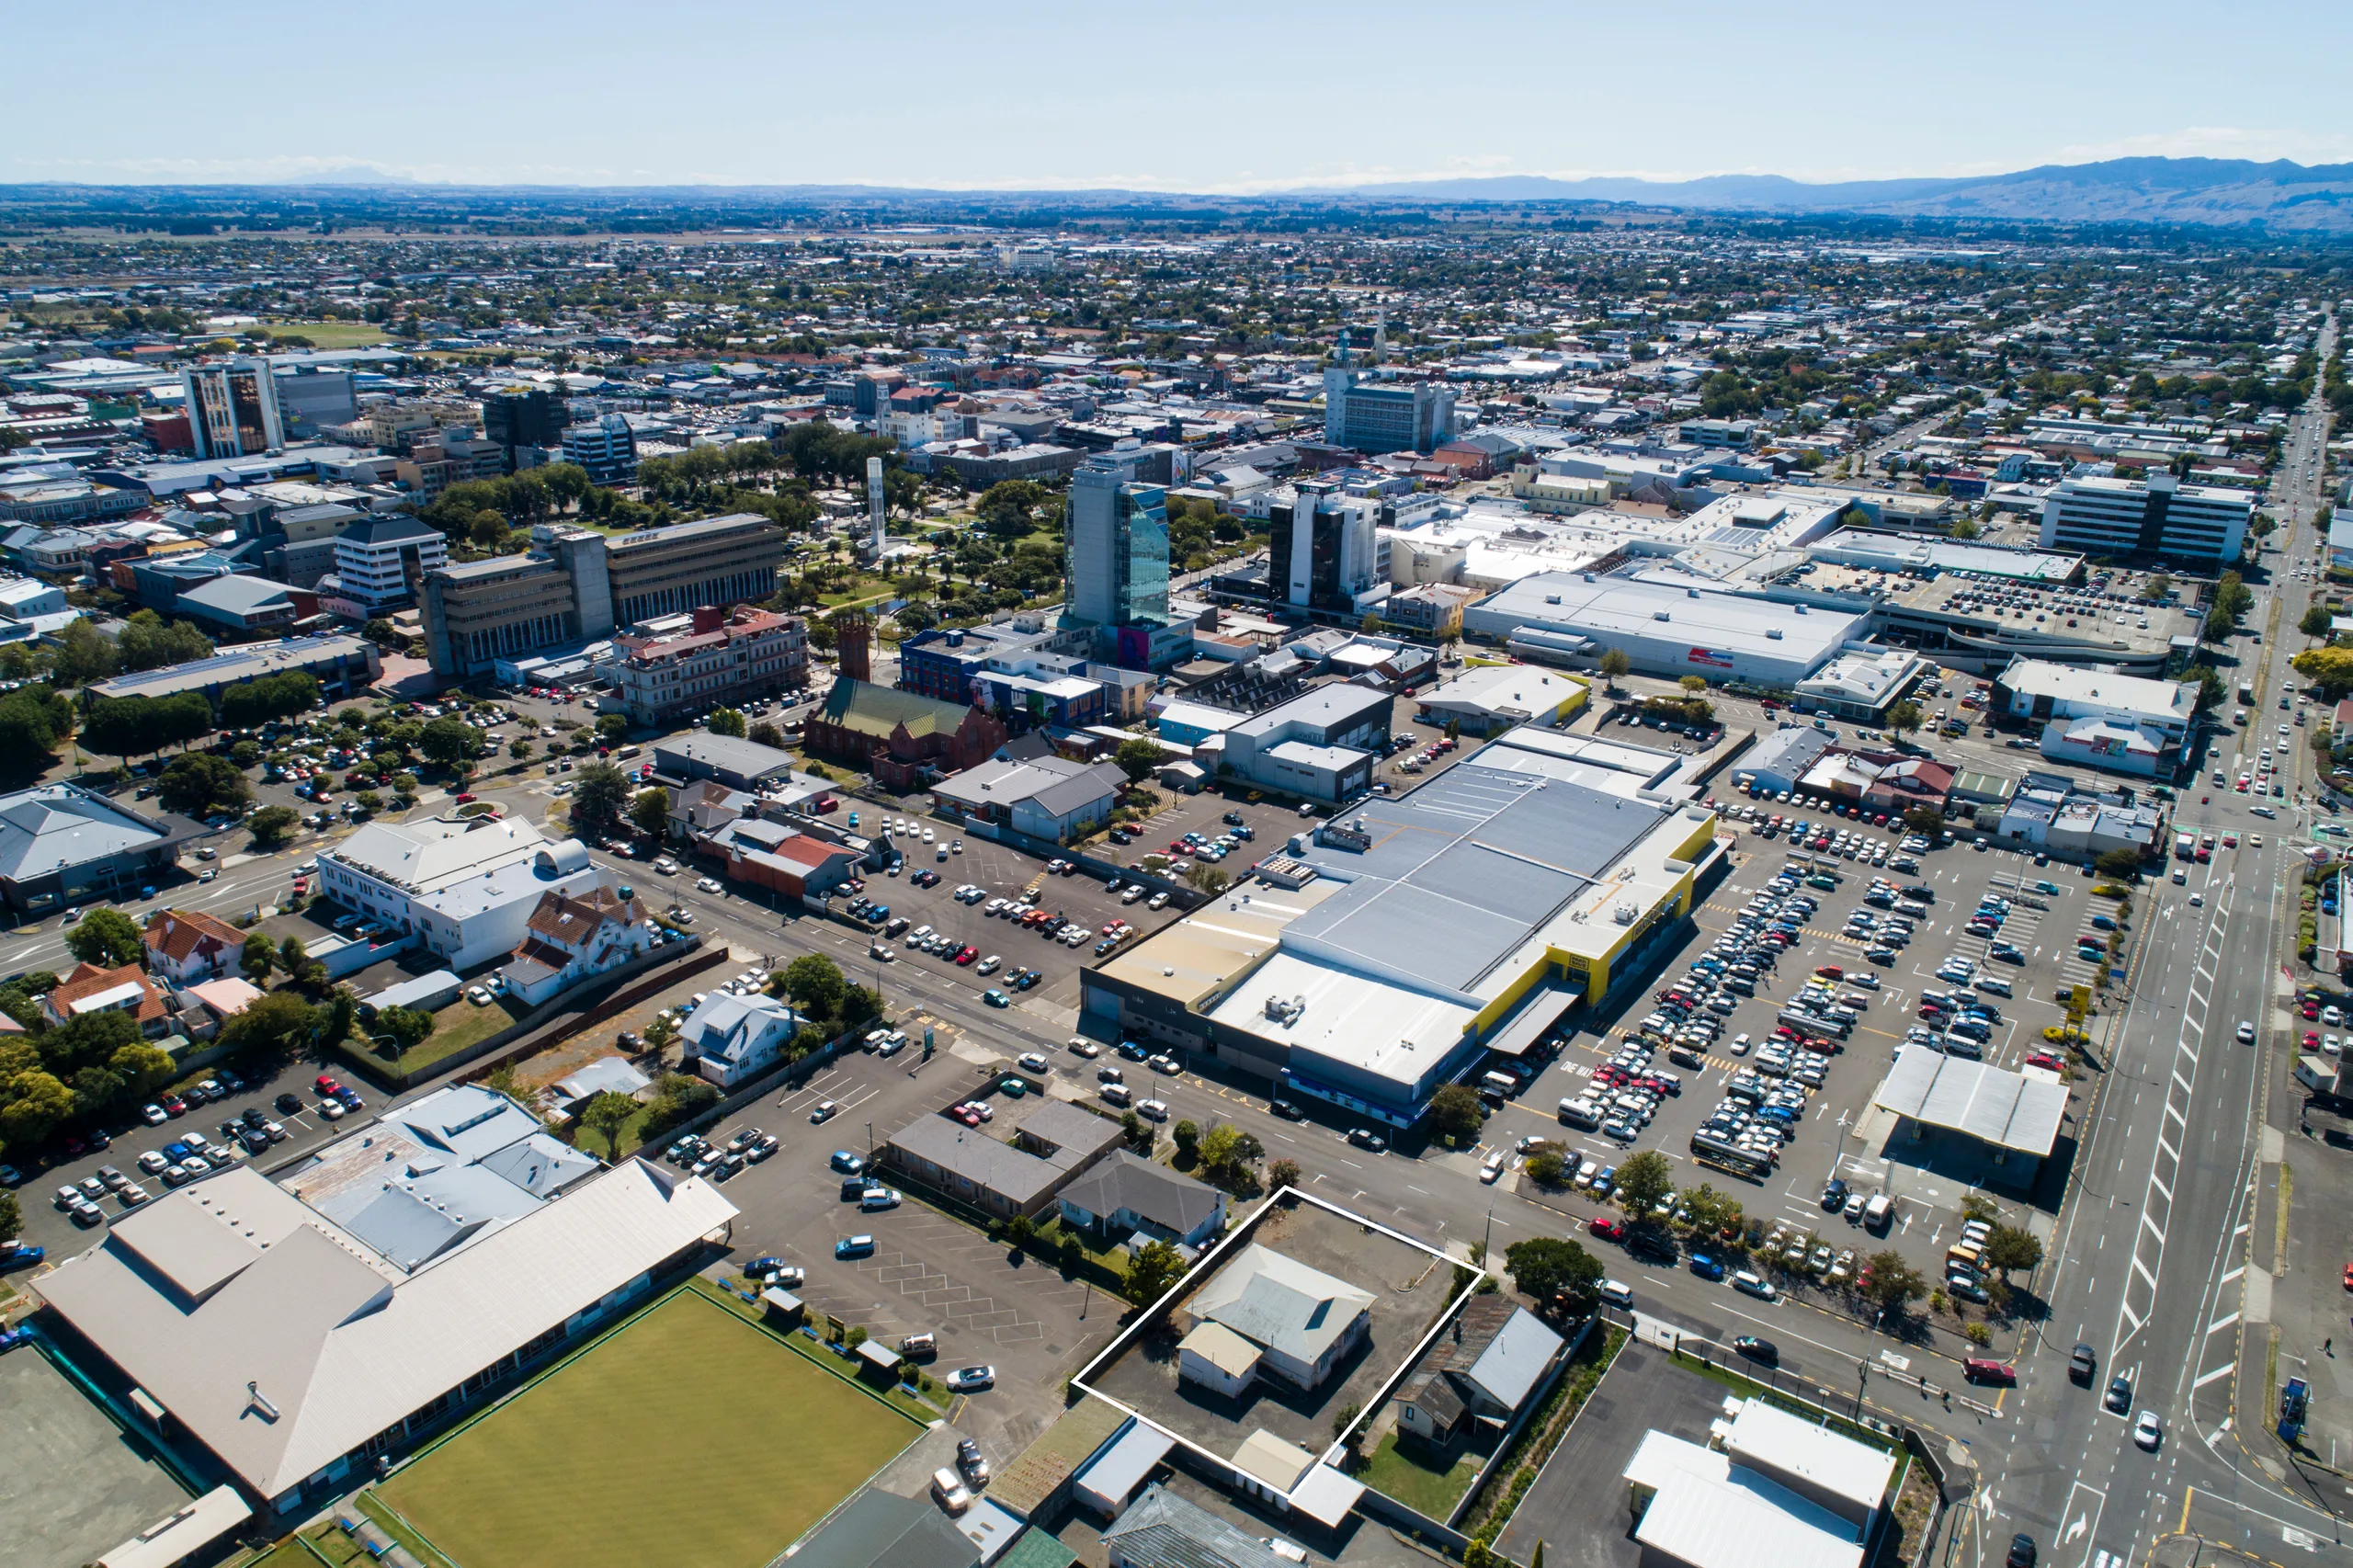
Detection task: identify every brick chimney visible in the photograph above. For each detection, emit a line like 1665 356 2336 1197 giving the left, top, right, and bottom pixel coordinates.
835 609 871 684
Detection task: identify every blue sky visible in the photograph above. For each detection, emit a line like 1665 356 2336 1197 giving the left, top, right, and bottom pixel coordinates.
11 0 2347 189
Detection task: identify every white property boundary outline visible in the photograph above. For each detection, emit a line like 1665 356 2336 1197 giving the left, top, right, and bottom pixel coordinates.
1068 1184 1495 1521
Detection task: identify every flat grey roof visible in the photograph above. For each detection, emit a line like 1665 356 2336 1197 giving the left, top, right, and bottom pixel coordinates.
653 733 798 779
87 634 370 700
1286 761 1664 994
0 784 168 881
1871 1046 2066 1158
1472 570 1865 663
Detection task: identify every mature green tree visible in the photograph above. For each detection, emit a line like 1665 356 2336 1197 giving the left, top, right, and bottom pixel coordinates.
0 1069 74 1150
1267 1156 1302 1191
1114 737 1170 785
1597 647 1631 687
2094 847 2145 881
1172 1119 1200 1157
51 619 119 686
80 693 212 757
418 717 480 767
2302 604 2336 641
780 953 847 1018
1526 1148 1567 1186
248 804 301 849
0 687 72 772
629 787 671 839
1426 1083 1487 1142
568 762 631 833
1982 1225 2044 1279
595 712 630 744
1504 1236 1605 1316
116 613 213 673
240 932 277 982
1612 1149 1677 1220
579 1090 638 1156
1885 699 1923 738
0 1187 19 1243
66 908 144 969
1861 1250 1927 1316
747 722 783 748
219 991 322 1059
706 707 748 738
157 753 252 816
377 1005 436 1051
1124 1238 1189 1305
108 1042 175 1100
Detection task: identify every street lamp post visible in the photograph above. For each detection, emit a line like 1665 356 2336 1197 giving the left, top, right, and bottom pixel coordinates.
1856 1358 1870 1419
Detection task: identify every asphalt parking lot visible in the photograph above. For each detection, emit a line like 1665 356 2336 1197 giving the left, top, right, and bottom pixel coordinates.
1494 1341 1722 1568
674 1045 1117 1465
1467 816 2109 1320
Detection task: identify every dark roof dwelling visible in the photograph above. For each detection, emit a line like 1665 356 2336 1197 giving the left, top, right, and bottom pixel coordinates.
1057 1153 1227 1250
1102 1485 1288 1568
882 1099 1123 1220
650 733 800 792
1394 1297 1564 1445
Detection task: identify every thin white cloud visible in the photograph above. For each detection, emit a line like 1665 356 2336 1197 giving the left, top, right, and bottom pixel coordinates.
2048 127 2353 166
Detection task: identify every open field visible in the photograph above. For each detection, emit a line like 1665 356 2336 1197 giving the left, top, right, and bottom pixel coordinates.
260 319 390 347
374 1288 924 1568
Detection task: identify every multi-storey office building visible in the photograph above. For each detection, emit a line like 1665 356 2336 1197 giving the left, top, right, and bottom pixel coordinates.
328 514 449 612
1066 455 1170 630
421 515 784 678
1321 368 1454 454
1267 483 1381 614
2037 473 2250 562
561 413 637 485
181 359 284 459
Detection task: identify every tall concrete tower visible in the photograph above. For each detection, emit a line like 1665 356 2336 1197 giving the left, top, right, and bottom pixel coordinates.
1373 307 1387 365
866 455 886 556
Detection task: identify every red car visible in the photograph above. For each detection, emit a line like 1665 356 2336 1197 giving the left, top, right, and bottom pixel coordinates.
955 946 978 965
2305 1002 2323 1021
2342 1262 2353 1291
161 1094 187 1117
2025 1052 2064 1073
1962 1358 2018 1387
1588 1215 1624 1240
453 791 476 804
1814 965 1843 980
315 1074 341 1094
2306 1032 2324 1050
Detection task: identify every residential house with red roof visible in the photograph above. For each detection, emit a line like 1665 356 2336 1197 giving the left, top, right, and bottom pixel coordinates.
497 886 652 1007
142 907 247 986
41 961 172 1039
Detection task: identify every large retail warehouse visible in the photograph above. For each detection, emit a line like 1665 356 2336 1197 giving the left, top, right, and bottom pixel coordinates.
1083 730 1722 1127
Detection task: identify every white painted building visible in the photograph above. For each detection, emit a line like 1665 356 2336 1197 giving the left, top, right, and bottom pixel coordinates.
318 817 603 971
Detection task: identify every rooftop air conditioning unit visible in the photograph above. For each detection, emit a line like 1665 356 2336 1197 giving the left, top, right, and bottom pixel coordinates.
1545 594 1562 605
1766 629 1784 640
1688 587 1700 598
1654 611 1670 621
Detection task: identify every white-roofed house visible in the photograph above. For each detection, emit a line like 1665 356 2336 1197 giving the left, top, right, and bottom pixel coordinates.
1177 1244 1373 1392
320 817 603 971
681 991 801 1087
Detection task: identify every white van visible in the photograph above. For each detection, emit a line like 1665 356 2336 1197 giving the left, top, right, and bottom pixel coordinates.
1862 1193 1893 1230
931 1467 973 1514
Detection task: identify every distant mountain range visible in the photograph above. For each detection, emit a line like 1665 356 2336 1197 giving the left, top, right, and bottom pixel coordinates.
1315 157 2353 232
12 155 2353 234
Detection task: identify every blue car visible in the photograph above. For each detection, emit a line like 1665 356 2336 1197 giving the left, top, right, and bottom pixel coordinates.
829 1150 865 1175
164 1140 191 1162
1689 1253 1726 1280
0 1243 43 1271
835 1234 875 1259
